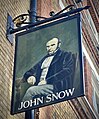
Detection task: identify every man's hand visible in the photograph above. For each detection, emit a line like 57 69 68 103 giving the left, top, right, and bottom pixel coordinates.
27 76 36 85
38 80 47 85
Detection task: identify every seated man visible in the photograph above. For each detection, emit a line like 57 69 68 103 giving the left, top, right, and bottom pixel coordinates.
22 37 74 101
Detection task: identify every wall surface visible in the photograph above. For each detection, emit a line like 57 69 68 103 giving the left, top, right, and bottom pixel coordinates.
0 0 29 119
0 0 99 119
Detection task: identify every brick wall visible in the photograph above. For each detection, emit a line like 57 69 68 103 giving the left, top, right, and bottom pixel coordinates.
0 0 29 119
0 0 98 119
39 101 80 119
88 0 99 32
84 56 93 107
37 0 51 17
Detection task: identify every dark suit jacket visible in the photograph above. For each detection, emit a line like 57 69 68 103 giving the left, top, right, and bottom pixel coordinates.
23 49 74 92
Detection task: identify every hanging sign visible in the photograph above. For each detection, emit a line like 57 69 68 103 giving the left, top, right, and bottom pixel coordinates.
11 13 84 114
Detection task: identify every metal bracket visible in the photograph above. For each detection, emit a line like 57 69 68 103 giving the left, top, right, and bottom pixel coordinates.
6 5 90 41
6 13 14 45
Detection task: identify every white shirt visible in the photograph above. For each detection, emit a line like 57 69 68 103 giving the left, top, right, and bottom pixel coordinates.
40 56 54 81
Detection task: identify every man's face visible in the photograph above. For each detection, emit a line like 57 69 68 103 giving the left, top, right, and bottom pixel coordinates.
46 38 59 55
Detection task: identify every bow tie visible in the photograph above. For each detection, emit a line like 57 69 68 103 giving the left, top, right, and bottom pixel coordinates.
46 53 55 57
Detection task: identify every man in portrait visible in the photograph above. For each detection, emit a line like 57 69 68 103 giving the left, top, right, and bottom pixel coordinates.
21 37 74 101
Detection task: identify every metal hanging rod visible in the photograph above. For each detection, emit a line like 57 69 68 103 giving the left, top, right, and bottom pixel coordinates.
8 6 90 34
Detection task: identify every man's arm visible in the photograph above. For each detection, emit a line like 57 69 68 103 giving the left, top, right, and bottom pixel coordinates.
22 63 38 82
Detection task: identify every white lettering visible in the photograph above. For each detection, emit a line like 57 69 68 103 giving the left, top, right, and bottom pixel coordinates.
58 91 66 99
18 100 31 110
46 88 75 103
65 90 69 96
18 88 75 110
52 93 58 101
23 101 30 108
46 94 52 103
37 97 44 105
18 102 23 110
68 88 75 96
30 99 36 106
